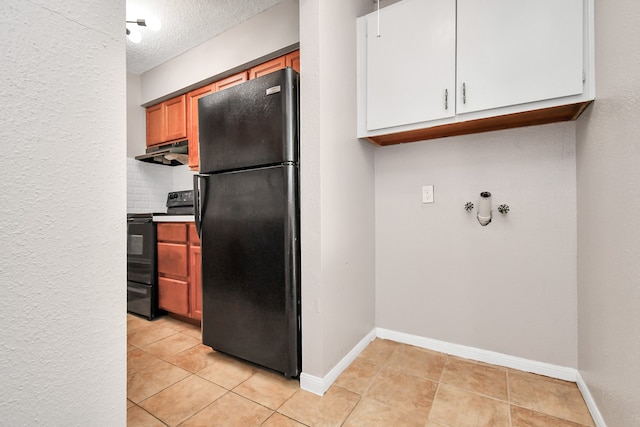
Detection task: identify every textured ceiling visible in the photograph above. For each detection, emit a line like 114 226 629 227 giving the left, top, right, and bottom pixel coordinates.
126 0 283 74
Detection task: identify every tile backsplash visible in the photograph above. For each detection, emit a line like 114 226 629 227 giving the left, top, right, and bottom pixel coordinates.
127 158 195 213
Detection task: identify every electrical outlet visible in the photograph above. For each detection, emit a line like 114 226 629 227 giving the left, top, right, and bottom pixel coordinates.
422 185 434 204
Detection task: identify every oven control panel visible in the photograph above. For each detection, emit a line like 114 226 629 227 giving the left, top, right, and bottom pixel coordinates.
166 190 194 208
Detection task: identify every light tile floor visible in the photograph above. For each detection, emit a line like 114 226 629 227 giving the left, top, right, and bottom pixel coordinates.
127 314 595 426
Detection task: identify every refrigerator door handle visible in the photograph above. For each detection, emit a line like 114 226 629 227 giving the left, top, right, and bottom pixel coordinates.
193 174 206 239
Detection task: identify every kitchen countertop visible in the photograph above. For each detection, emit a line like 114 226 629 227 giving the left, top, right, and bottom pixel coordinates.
152 214 195 223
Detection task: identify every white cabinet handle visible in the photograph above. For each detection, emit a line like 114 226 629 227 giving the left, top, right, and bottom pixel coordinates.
445 89 449 110
462 82 467 104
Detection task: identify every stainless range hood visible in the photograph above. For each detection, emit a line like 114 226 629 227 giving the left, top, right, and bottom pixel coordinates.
135 140 189 166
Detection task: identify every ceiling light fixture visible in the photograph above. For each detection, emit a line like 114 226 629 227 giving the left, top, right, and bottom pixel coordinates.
125 16 161 43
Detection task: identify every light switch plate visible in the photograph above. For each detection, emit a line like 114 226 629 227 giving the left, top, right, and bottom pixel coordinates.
422 185 434 204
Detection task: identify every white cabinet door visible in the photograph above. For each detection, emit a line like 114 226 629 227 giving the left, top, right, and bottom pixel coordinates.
366 0 455 131
456 0 584 115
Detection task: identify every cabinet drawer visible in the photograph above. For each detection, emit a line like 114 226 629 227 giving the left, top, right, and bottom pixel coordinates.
189 223 200 245
157 242 188 277
158 277 189 315
157 223 188 242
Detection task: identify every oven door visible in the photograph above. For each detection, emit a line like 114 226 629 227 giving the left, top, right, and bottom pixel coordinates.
127 218 156 284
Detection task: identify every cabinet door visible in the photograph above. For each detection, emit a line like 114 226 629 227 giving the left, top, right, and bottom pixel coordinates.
187 84 214 170
249 56 287 79
366 0 455 131
189 245 202 321
215 71 248 92
457 0 584 114
146 103 164 147
164 95 187 141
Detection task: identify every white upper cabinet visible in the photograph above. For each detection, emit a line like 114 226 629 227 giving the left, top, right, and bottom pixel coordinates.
456 0 584 115
366 0 455 131
356 0 594 145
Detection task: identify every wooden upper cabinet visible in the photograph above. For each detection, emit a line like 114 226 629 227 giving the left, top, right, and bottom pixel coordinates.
146 103 164 146
215 71 248 92
164 95 187 141
249 56 287 79
285 50 300 73
146 94 188 147
187 84 214 171
147 50 300 152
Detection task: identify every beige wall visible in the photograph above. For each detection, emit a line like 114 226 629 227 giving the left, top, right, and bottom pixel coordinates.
127 72 146 158
0 0 126 423
375 123 579 367
576 0 640 423
139 0 300 105
300 0 377 377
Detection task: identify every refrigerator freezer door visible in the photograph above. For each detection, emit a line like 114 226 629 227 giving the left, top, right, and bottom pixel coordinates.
201 164 300 377
198 68 299 174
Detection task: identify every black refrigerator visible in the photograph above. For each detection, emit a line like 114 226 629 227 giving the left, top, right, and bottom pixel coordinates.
193 68 300 378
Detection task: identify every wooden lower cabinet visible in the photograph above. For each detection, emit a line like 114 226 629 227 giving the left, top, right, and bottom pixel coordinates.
157 222 202 320
158 277 189 316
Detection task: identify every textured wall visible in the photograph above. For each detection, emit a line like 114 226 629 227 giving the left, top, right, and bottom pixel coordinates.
0 0 126 425
376 123 578 368
300 0 377 377
576 0 640 424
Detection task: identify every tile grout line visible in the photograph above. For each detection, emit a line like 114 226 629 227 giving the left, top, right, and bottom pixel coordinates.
132 402 170 427
427 381 442 423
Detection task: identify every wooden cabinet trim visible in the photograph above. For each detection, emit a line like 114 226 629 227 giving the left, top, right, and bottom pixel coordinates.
367 101 592 146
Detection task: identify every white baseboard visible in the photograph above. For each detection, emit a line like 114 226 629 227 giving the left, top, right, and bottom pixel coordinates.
300 328 376 396
576 371 607 427
377 328 578 381
299 327 606 425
